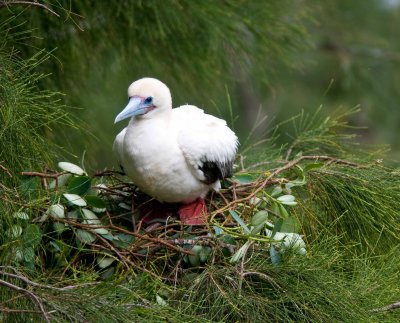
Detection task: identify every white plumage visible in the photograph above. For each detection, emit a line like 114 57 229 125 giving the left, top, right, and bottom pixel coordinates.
113 77 238 205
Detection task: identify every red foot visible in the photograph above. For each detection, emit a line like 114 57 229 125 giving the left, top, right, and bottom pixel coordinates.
178 198 208 225
140 200 177 224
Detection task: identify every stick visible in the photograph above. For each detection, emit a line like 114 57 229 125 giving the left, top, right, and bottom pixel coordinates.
0 163 12 177
212 155 362 215
371 301 400 313
0 0 60 17
0 270 98 291
21 171 66 178
50 216 195 256
0 279 50 322
108 224 195 256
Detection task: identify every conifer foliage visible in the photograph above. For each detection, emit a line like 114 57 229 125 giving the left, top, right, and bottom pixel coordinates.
1 1 400 322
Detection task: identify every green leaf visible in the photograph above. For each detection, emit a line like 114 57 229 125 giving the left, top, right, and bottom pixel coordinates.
270 245 281 266
49 241 61 252
22 246 35 264
221 234 236 245
67 210 79 220
75 229 96 243
53 222 68 234
271 218 283 238
229 210 250 234
280 216 301 233
232 173 255 184
58 162 86 175
230 241 250 263
81 209 108 234
251 210 269 227
97 255 115 268
20 177 39 197
188 245 203 267
6 225 23 238
45 204 65 219
199 246 212 262
67 176 91 195
271 202 289 218
118 202 131 210
113 233 134 249
271 186 283 197
63 193 87 206
271 202 280 216
85 195 106 208
304 162 324 172
250 210 269 235
213 226 224 235
12 212 29 220
277 194 296 205
86 195 107 213
100 267 115 280
48 173 71 189
100 233 114 241
156 295 167 306
23 224 42 247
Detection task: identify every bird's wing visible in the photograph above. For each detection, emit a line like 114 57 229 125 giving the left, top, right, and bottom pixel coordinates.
113 127 127 171
175 105 238 187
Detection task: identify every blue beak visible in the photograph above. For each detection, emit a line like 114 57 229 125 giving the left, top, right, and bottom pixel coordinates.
114 97 147 123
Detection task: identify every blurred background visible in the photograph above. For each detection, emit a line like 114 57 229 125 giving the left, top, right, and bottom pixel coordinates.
1 0 400 170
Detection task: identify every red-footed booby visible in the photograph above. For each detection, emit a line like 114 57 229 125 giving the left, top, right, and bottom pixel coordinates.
114 77 238 224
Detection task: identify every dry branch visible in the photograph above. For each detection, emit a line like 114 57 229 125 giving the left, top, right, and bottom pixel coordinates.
0 279 50 322
212 155 362 216
0 163 12 177
0 0 60 17
371 301 400 313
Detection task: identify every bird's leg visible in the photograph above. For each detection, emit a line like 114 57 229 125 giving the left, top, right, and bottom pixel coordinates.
178 198 208 225
140 200 178 224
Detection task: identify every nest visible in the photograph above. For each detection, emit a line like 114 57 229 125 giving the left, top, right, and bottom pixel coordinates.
15 155 362 281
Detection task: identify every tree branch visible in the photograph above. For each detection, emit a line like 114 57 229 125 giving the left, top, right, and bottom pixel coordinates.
0 268 98 291
0 278 50 322
21 171 66 179
0 0 60 17
371 301 400 313
0 163 12 177
212 155 362 215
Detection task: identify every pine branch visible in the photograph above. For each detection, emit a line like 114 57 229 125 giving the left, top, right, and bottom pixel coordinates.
0 267 98 291
212 155 363 216
0 0 60 17
0 163 12 177
371 301 400 313
0 278 50 322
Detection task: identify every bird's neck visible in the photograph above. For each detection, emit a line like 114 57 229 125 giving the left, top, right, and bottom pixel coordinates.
129 109 172 128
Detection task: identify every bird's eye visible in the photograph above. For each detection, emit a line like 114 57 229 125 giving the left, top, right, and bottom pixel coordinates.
144 96 153 105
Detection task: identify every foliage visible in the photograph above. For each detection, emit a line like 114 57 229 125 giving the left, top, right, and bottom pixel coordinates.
2 109 400 321
0 0 312 168
271 0 400 158
0 16 75 184
2 2 400 322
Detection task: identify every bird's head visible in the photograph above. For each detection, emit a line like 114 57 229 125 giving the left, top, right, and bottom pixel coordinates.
114 77 172 123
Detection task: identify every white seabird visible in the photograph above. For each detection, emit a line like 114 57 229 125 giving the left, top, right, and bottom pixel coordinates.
114 77 238 224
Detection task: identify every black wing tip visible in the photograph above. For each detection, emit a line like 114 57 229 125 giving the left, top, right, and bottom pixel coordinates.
199 159 234 185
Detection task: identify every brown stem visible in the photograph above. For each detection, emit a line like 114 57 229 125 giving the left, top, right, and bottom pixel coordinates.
0 269 98 291
108 223 195 256
0 279 50 322
212 155 362 215
51 215 195 256
371 301 400 313
0 0 60 17
0 163 12 177
21 171 67 179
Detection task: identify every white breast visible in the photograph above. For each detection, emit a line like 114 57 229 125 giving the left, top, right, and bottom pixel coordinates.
116 117 210 203
114 103 238 204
